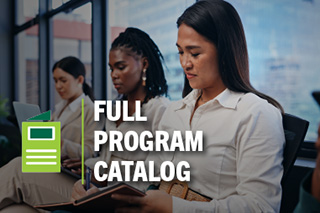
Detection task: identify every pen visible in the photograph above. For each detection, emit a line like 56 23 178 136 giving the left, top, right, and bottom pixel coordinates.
86 166 91 190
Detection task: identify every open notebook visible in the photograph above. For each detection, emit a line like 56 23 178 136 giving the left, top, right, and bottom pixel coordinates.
34 182 145 212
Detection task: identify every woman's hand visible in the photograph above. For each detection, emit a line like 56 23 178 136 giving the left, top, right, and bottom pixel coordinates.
111 190 172 213
71 180 99 201
62 158 82 174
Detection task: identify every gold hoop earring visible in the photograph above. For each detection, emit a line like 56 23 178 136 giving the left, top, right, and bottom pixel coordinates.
142 69 147 86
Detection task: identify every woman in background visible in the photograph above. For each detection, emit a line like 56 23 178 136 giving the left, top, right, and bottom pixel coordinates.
110 1 285 212
72 27 170 198
66 27 170 180
0 28 170 212
52 56 104 159
87 27 169 170
0 56 104 212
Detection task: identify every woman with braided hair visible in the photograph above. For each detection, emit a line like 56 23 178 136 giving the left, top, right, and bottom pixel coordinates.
76 27 170 184
110 27 168 103
67 27 170 179
0 27 169 212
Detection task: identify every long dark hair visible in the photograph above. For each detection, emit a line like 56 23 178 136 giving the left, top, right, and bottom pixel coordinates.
178 0 283 112
52 56 94 101
111 27 168 103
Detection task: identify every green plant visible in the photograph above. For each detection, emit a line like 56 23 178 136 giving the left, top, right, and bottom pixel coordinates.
0 96 9 118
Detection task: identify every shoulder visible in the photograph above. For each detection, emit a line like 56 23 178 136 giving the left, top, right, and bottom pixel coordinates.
83 96 94 107
237 92 282 123
239 93 280 112
144 96 170 112
147 96 170 106
83 96 95 114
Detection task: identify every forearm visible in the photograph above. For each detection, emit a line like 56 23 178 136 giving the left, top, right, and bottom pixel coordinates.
172 193 276 213
62 138 94 159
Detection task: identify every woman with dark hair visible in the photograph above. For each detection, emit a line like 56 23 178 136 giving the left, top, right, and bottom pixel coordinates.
64 28 169 174
0 28 169 212
111 1 285 212
53 56 94 101
52 56 103 159
0 56 105 212
110 27 168 103
179 0 283 111
71 27 170 195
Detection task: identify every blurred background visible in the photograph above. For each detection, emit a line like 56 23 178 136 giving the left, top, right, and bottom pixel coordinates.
0 1 320 211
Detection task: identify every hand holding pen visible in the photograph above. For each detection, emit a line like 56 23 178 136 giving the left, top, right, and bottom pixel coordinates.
71 178 99 201
86 166 91 190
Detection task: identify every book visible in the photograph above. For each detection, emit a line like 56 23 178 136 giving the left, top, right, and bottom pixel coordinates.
34 182 145 212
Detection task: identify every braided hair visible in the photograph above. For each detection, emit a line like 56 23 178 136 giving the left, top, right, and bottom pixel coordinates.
111 27 168 103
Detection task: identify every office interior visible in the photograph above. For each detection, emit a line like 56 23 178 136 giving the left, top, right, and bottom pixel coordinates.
0 0 319 212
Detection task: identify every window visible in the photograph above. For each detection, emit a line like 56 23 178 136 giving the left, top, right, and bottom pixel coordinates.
52 2 92 104
16 24 39 104
229 0 320 141
107 0 195 100
51 0 71 9
16 0 39 25
13 0 318 144
14 0 92 110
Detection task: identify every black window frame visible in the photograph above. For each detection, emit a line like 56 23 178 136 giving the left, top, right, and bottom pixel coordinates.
13 0 108 111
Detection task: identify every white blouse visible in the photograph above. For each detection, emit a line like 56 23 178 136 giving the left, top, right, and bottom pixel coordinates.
152 89 285 213
52 94 105 159
53 93 85 124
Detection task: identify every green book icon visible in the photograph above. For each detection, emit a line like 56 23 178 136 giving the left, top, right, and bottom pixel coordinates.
22 111 61 173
